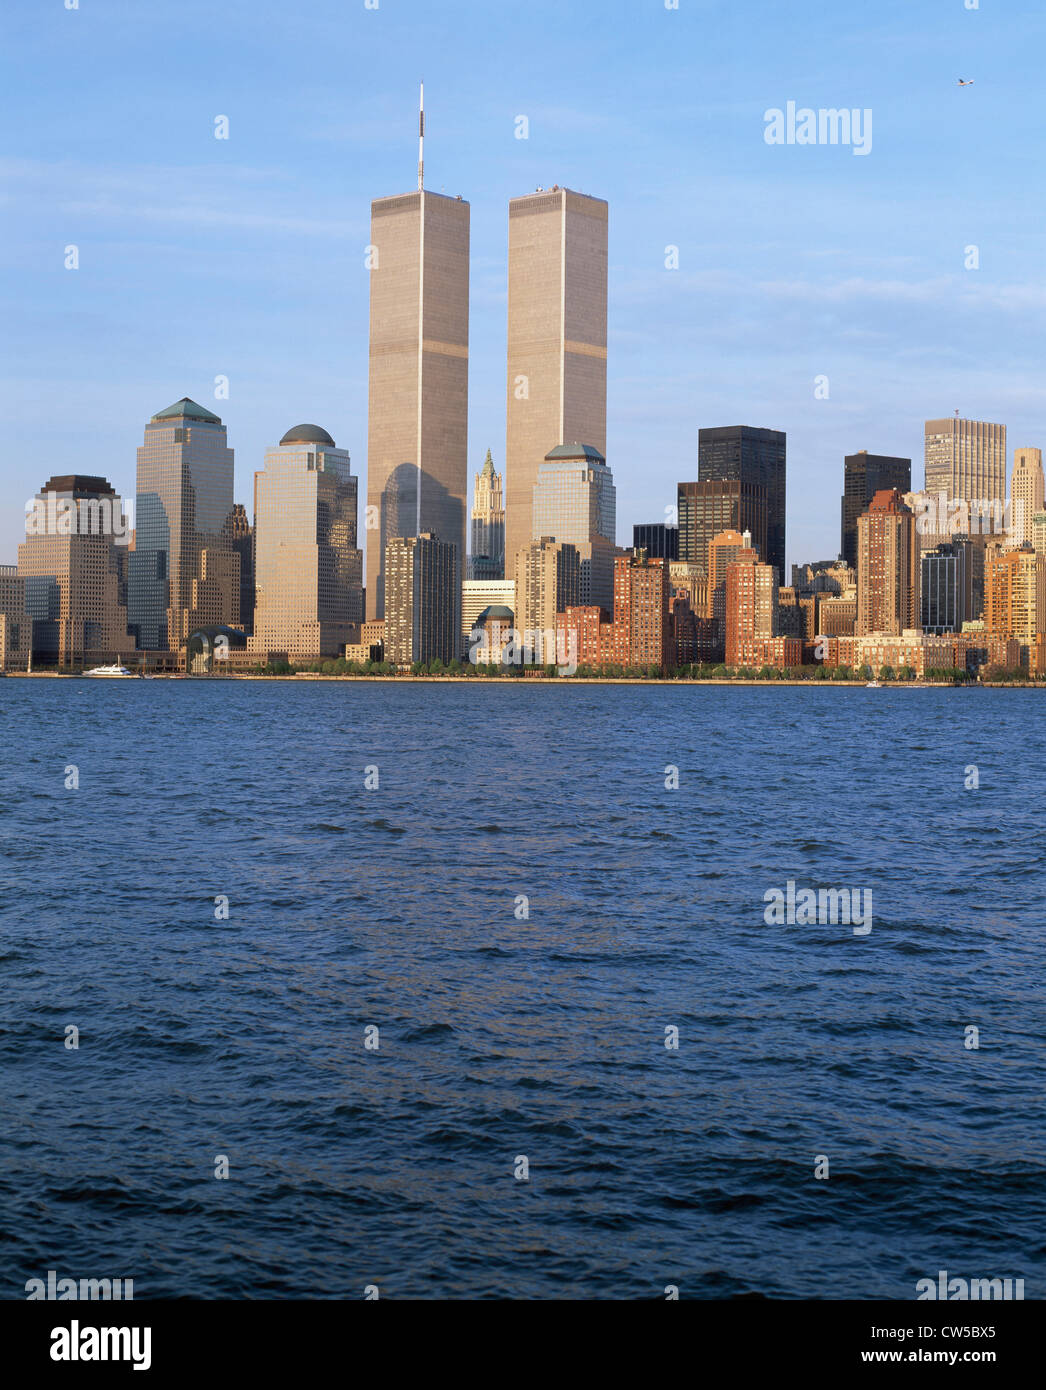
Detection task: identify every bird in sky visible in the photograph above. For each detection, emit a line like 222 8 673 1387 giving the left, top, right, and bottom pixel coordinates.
958 78 974 86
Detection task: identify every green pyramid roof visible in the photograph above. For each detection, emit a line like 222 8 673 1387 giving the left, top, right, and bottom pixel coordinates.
479 448 496 479
151 397 222 424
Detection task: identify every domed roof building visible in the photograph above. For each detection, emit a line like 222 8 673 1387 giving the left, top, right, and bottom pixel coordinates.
279 424 336 447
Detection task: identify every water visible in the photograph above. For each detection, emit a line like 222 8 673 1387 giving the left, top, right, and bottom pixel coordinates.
1 680 1044 1299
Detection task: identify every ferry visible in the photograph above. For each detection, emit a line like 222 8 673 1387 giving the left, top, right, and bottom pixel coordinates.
84 661 135 678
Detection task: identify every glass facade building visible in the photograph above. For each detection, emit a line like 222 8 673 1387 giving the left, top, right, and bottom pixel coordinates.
677 478 768 577
698 426 786 580
249 425 363 660
841 451 911 569
128 398 236 650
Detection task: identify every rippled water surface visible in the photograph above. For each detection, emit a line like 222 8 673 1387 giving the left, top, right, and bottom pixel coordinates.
1 680 1044 1298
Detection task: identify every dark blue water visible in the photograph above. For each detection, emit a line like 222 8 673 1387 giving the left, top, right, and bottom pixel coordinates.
1 680 1044 1299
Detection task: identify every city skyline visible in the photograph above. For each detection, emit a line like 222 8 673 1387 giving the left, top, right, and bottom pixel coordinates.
7 1 1046 570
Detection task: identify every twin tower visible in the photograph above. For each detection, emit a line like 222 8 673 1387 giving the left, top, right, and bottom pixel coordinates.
366 183 608 621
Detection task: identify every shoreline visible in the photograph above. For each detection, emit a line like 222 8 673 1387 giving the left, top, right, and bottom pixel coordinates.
3 672 1038 688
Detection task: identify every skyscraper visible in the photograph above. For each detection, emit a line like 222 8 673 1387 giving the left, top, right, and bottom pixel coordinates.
249 425 363 660
128 398 237 650
677 478 767 576
384 532 458 665
515 536 581 641
1010 448 1045 547
841 451 911 568
531 442 616 611
924 417 1006 520
505 187 608 581
0 566 30 671
698 427 786 580
223 502 255 635
366 111 469 623
632 523 679 561
856 489 918 636
19 475 132 665
984 546 1046 666
921 541 975 634
469 449 505 579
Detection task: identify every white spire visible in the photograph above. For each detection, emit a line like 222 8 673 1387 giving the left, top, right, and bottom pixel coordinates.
418 81 425 191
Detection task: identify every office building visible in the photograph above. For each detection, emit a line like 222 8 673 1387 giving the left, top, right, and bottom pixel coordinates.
698 426 786 579
384 532 458 665
841 451 911 568
924 416 1006 521
921 541 976 634
366 154 469 621
249 425 363 660
128 398 237 650
632 523 679 561
677 478 768 576
505 187 608 580
223 502 255 635
515 536 581 642
531 442 616 612
19 474 132 665
469 449 505 580
0 566 30 670
1010 448 1045 547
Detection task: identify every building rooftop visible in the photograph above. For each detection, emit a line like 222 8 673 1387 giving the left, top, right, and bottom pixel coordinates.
151 397 222 424
280 424 336 447
543 443 606 464
40 475 117 497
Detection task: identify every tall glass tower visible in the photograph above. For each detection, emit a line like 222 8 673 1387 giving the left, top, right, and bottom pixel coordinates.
128 397 235 650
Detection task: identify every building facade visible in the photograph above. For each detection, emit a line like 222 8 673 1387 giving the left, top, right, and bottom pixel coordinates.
366 188 469 623
924 416 1007 520
724 556 778 666
856 489 918 637
515 536 581 647
1010 448 1045 547
632 523 679 561
0 566 31 670
19 475 132 665
698 426 786 580
841 450 911 569
128 398 237 650
249 425 363 660
505 187 608 582
462 578 516 660
677 478 768 577
384 532 459 665
984 545 1046 666
469 449 505 579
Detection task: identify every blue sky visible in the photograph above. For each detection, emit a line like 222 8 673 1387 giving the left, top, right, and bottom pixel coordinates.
4 0 1046 570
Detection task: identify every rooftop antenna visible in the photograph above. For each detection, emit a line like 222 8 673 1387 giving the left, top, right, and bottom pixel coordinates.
418 81 425 191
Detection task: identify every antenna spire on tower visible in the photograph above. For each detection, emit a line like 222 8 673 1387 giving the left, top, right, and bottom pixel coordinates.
418 81 425 191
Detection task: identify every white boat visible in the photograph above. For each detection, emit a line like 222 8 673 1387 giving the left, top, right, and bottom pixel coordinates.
865 680 882 688
84 661 134 678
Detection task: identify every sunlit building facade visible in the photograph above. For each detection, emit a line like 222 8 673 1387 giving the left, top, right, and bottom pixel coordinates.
505 187 608 582
249 425 363 660
18 474 132 665
128 398 237 650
